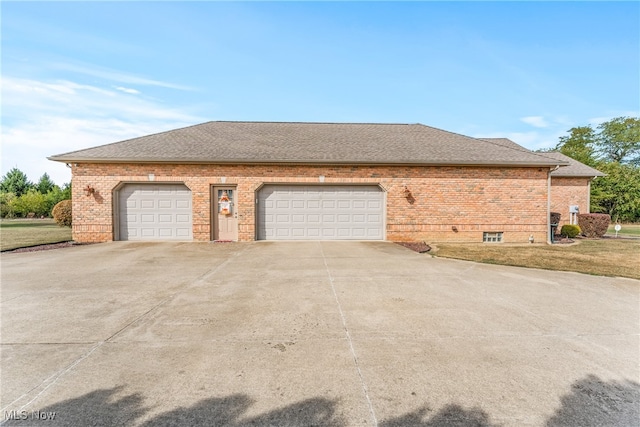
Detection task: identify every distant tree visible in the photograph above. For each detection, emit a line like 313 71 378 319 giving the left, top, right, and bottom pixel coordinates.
44 187 68 216
11 189 48 217
60 182 72 200
0 167 33 196
36 173 56 194
0 192 16 218
551 117 640 222
596 116 640 165
590 162 640 223
554 126 598 167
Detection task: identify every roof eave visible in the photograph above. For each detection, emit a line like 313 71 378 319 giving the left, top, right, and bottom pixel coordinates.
48 156 567 168
551 173 607 178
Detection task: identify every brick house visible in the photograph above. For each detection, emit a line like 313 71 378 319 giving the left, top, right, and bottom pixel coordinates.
48 121 602 244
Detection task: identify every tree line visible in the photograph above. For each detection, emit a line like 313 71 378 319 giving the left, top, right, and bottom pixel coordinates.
0 168 71 218
544 116 640 223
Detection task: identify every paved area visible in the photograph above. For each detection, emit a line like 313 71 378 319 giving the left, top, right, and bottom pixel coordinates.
1 241 638 426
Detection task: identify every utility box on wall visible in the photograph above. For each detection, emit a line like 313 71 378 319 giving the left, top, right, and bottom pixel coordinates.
569 205 579 225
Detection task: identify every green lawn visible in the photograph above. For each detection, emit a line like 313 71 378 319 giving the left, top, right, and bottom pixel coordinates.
434 238 640 280
0 219 72 251
606 223 640 237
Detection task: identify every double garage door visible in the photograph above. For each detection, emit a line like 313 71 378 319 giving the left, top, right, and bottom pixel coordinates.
118 184 192 241
257 185 384 240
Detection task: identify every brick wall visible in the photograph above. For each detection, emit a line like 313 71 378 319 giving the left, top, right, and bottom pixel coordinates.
550 177 591 227
71 163 550 243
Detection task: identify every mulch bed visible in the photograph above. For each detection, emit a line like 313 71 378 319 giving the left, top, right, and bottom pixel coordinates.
2 242 78 254
552 235 575 244
395 242 432 253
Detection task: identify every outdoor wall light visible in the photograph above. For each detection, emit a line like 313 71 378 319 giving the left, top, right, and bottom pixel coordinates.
403 186 412 198
83 185 96 197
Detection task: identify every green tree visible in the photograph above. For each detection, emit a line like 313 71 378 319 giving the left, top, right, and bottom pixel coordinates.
11 189 48 217
596 117 640 165
43 186 70 216
591 162 640 223
554 126 598 167
0 192 16 218
36 173 56 194
60 182 72 200
0 167 33 196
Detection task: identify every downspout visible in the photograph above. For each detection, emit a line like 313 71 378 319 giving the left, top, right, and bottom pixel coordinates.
587 177 596 214
547 165 560 244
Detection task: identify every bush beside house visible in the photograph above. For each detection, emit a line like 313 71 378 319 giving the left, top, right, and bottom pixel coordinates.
578 213 611 238
52 200 72 227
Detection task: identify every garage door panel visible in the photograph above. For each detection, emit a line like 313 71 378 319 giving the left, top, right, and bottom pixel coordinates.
176 228 191 237
176 214 190 223
257 185 384 240
119 184 192 241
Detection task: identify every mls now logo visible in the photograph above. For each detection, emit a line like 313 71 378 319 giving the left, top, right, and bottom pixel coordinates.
4 410 57 421
4 410 28 420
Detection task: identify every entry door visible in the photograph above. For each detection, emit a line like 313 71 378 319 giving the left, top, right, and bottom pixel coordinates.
212 187 238 241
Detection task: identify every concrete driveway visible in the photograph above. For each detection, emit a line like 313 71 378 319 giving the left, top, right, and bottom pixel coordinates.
1 241 638 426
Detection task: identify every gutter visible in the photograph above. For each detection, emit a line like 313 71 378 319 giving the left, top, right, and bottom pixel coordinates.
47 157 569 168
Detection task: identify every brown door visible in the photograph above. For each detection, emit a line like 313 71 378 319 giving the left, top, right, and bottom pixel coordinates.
212 186 238 241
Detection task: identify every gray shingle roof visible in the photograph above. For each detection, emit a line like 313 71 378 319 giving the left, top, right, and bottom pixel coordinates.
49 121 567 167
542 152 606 177
481 138 604 177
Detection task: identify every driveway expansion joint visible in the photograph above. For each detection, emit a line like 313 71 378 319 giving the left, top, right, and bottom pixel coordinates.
319 242 378 427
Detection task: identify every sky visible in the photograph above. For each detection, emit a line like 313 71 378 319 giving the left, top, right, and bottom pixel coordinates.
2 1 639 186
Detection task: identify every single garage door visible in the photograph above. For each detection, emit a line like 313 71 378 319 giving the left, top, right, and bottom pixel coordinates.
257 185 384 240
118 184 192 241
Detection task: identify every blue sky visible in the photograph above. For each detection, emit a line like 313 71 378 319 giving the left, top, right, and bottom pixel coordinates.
2 1 638 185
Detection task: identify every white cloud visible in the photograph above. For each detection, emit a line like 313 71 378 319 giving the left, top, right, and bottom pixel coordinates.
520 116 549 128
52 62 195 91
1 76 205 185
115 86 141 95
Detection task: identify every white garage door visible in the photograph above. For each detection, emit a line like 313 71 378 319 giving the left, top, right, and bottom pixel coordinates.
257 185 384 240
118 184 192 241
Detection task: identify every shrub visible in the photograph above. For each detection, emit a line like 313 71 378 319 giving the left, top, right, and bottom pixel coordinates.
44 187 68 216
577 213 610 238
11 189 48 217
550 212 561 225
52 200 72 227
560 224 581 238
0 192 16 218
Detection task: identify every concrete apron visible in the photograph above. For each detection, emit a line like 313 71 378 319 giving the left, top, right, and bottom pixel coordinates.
1 241 638 426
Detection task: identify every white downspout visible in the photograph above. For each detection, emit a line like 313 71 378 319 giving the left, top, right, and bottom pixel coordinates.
587 177 595 214
548 165 560 244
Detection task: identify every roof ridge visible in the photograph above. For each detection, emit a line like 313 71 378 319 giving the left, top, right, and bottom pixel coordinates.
213 120 415 125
